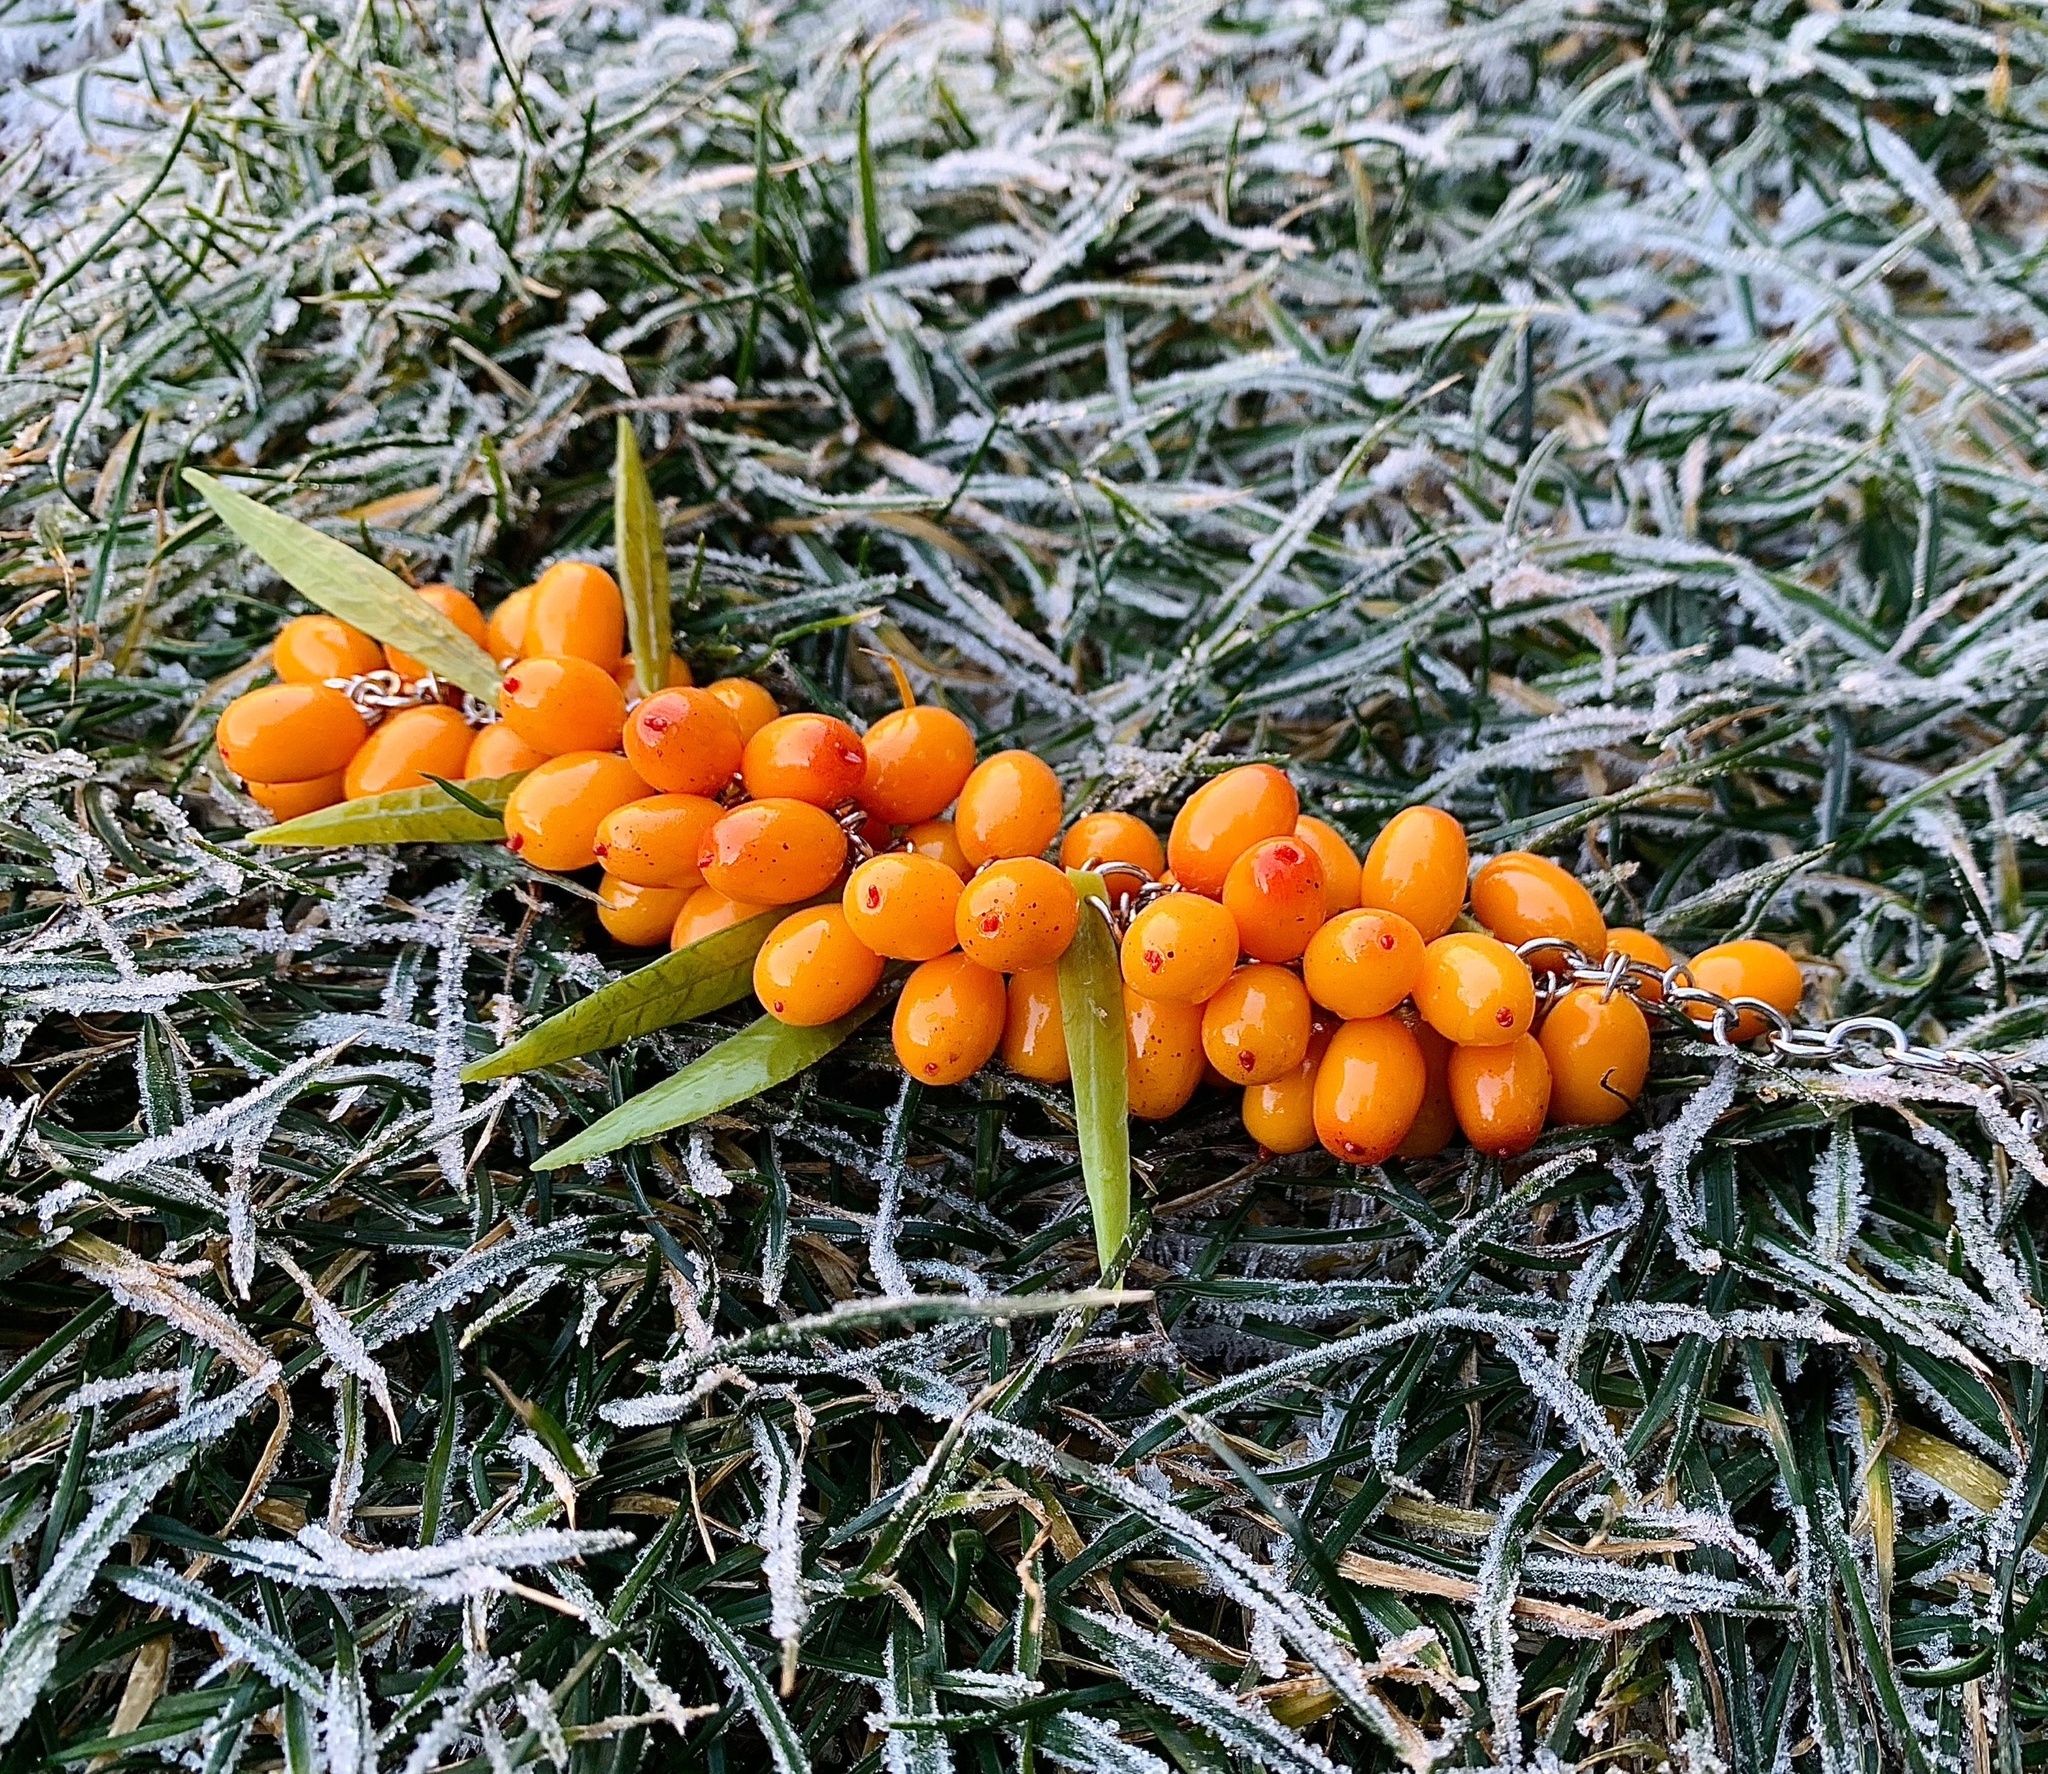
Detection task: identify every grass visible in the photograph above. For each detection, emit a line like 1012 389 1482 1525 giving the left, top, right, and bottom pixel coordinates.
3 0 2048 1769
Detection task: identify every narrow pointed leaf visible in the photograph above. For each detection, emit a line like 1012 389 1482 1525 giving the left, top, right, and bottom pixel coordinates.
184 470 503 699
250 775 523 847
1059 871 1129 1274
614 419 673 698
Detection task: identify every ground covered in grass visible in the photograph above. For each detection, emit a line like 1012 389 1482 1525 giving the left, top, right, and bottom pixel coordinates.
4 0 2048 1768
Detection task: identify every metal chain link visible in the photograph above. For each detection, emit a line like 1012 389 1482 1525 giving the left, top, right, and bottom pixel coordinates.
325 670 471 726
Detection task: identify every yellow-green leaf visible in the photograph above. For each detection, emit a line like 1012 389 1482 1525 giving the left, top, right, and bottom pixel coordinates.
1058 870 1130 1274
614 419 672 698
185 470 503 700
250 775 523 847
462 912 779 1082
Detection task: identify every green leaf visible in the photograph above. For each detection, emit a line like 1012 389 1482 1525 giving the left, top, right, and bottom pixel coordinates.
1058 871 1130 1275
250 775 522 847
533 996 886 1170
183 470 503 700
461 912 779 1082
614 419 672 699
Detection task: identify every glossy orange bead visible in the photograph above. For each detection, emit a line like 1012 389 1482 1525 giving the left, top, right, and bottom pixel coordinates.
954 750 1063 865
754 905 883 1026
842 853 963 961
497 656 628 756
1394 1016 1456 1158
955 857 1079 971
1414 933 1536 1047
1448 1036 1551 1158
1684 940 1804 1041
1313 1015 1427 1166
1125 987 1206 1121
615 654 693 695
1605 927 1678 1002
272 614 383 685
893 954 1006 1086
1200 964 1313 1086
698 799 849 906
707 677 779 744
486 587 532 661
1167 764 1299 898
343 704 472 800
502 752 650 873
246 774 345 820
1120 893 1240 1004
1471 851 1606 970
858 705 977 825
1221 835 1326 963
1540 986 1651 1126
1359 806 1469 941
1001 965 1070 1083
623 687 745 796
385 585 489 681
524 561 625 668
593 794 723 889
463 722 549 780
596 875 691 948
1060 811 1166 880
742 713 868 808
1303 908 1426 1021
1241 1022 1333 1155
672 886 772 950
217 684 369 784
1295 816 1362 912
903 819 973 880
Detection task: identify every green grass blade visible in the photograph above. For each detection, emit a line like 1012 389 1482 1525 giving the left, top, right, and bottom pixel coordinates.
1058 871 1129 1275
249 775 523 846
614 418 672 697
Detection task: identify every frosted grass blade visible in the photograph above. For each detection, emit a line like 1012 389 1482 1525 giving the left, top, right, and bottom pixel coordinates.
615 419 673 697
1058 870 1129 1274
250 776 523 847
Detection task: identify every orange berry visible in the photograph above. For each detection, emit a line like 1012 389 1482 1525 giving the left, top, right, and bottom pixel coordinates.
903 820 973 880
1060 811 1166 880
859 705 977 825
593 794 723 888
1359 806 1469 941
1303 907 1426 1021
246 774 345 820
1001 966 1070 1083
615 654 693 695
1605 927 1678 1002
672 885 772 949
1221 834 1326 963
741 713 867 808
623 687 745 796
1540 986 1650 1126
597 875 691 947
1167 764 1298 897
707 677 779 744
753 905 883 1026
217 684 368 784
893 953 1006 1085
1120 893 1239 1004
524 561 624 667
1125 986 1206 1121
1471 851 1607 969
272 614 383 685
497 656 627 756
1448 1036 1551 1158
343 704 472 800
1684 940 1804 1041
1394 1016 1456 1158
502 752 650 872
955 750 1063 864
385 585 489 681
1200 964 1312 1085
486 587 532 661
463 722 549 779
1294 816 1361 912
955 857 1080 971
698 799 849 906
1241 1021 1334 1155
1414 933 1536 1047
1313 1016 1427 1165
843 852 964 961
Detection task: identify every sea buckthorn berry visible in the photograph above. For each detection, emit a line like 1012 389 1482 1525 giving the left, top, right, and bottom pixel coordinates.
1295 816 1362 912
1060 811 1166 881
742 712 868 808
594 794 723 889
753 905 883 1026
1414 933 1536 1047
859 705 977 825
1200 964 1312 1086
1448 1035 1552 1158
1471 851 1606 970
672 885 772 950
502 752 650 872
1605 927 1678 1002
955 750 1063 864
707 677 779 744
1313 1015 1427 1165
498 655 628 756
615 654 693 695
698 798 849 905
1394 1015 1456 1158
1242 1022 1334 1155
343 704 472 800
1120 893 1240 1004
597 875 691 948
1540 986 1651 1126
893 954 1006 1086
217 684 368 784
1167 764 1299 898
385 585 489 681
955 857 1080 971
1684 939 1804 1041
524 561 625 667
1125 987 1206 1121
1359 806 1469 941
463 722 548 780
624 687 745 796
247 774 345 820
844 852 964 961
1002 965 1070 1083
1303 908 1426 1021
273 614 383 686
486 587 532 661
904 819 973 880
1222 835 1326 963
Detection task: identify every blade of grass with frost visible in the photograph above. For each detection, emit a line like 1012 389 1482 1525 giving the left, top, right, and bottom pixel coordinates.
615 418 672 697
248 776 522 846
1058 871 1128 1274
